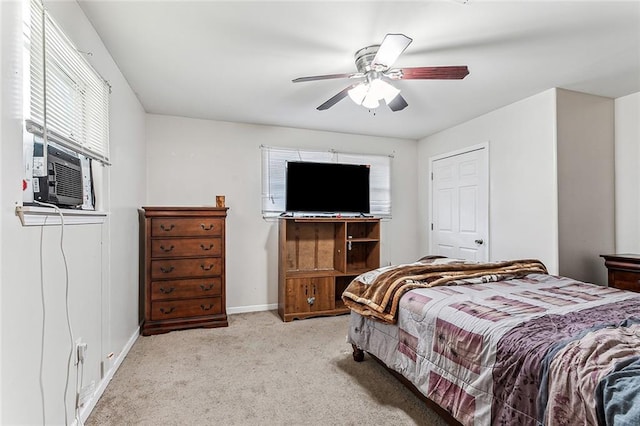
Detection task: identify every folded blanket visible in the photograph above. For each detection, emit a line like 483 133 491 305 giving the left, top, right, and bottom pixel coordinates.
342 257 548 323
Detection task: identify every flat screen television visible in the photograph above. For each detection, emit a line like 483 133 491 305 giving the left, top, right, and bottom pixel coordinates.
285 161 370 214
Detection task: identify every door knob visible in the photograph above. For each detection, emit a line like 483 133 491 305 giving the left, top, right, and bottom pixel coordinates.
475 239 484 245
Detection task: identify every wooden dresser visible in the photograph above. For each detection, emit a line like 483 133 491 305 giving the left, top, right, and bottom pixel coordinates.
139 206 228 335
600 253 640 293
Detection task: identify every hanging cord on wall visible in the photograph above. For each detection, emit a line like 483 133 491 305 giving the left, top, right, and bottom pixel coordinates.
39 215 48 425
34 201 74 425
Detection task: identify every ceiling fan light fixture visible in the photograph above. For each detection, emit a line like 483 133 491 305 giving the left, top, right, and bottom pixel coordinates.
361 93 380 109
348 79 401 109
372 79 401 103
348 83 369 105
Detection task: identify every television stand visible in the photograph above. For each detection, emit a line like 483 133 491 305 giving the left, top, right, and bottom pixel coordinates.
277 216 380 322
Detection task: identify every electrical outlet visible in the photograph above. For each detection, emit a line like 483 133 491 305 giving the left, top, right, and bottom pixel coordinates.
75 338 88 365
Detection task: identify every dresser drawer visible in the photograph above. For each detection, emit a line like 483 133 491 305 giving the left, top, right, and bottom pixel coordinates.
150 297 222 320
151 278 222 300
610 270 640 292
151 237 222 258
151 258 221 279
151 218 223 237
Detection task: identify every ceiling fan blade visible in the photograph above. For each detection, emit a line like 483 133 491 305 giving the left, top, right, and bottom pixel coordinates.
292 72 364 83
371 33 412 70
391 66 469 80
387 94 408 112
316 84 359 110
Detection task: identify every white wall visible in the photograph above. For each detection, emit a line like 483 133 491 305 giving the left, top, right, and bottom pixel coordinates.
556 89 614 285
418 88 620 284
145 115 419 312
614 92 640 253
0 1 145 424
417 89 560 273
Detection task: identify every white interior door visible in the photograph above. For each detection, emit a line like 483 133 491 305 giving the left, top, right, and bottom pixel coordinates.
430 146 488 262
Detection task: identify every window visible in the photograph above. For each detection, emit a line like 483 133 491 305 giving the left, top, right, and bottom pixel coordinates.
21 0 110 216
261 146 392 218
24 0 110 164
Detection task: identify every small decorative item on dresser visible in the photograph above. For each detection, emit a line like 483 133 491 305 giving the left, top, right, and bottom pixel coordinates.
216 195 225 208
600 253 640 292
139 206 229 335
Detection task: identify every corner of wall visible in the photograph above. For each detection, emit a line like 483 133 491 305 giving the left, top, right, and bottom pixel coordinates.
556 89 615 284
614 91 640 253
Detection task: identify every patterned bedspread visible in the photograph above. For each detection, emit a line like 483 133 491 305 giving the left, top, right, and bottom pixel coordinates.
346 263 640 425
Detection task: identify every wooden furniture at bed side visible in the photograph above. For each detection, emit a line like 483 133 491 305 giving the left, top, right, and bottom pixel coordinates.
139 206 228 335
278 217 380 322
600 253 640 292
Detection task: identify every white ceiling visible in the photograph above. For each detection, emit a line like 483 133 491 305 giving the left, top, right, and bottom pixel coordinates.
78 0 640 140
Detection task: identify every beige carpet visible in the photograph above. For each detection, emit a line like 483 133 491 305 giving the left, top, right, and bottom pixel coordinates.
86 310 448 425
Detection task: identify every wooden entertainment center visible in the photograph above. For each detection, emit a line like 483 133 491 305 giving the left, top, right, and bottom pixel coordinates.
278 217 380 322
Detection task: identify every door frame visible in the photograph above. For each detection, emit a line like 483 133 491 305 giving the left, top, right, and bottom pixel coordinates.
428 142 490 260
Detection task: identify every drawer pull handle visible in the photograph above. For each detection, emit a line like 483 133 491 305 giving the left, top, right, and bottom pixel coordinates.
200 304 214 311
160 224 175 232
200 283 214 291
200 264 214 271
159 287 175 294
200 243 214 251
160 307 175 315
160 266 175 274
201 224 214 231
160 245 175 252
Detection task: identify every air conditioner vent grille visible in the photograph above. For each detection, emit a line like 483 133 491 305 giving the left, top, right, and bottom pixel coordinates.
53 162 83 199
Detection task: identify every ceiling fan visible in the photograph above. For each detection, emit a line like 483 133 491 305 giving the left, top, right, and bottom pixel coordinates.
292 33 469 112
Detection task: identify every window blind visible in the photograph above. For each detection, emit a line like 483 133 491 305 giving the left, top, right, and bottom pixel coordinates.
25 0 110 164
261 146 392 217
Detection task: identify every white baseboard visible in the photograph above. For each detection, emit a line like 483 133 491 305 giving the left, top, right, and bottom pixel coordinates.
76 326 140 425
227 303 277 314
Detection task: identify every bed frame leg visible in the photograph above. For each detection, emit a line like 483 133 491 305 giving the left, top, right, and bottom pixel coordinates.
351 344 365 362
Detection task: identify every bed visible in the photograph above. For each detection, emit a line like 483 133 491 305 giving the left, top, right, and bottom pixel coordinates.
342 257 640 426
